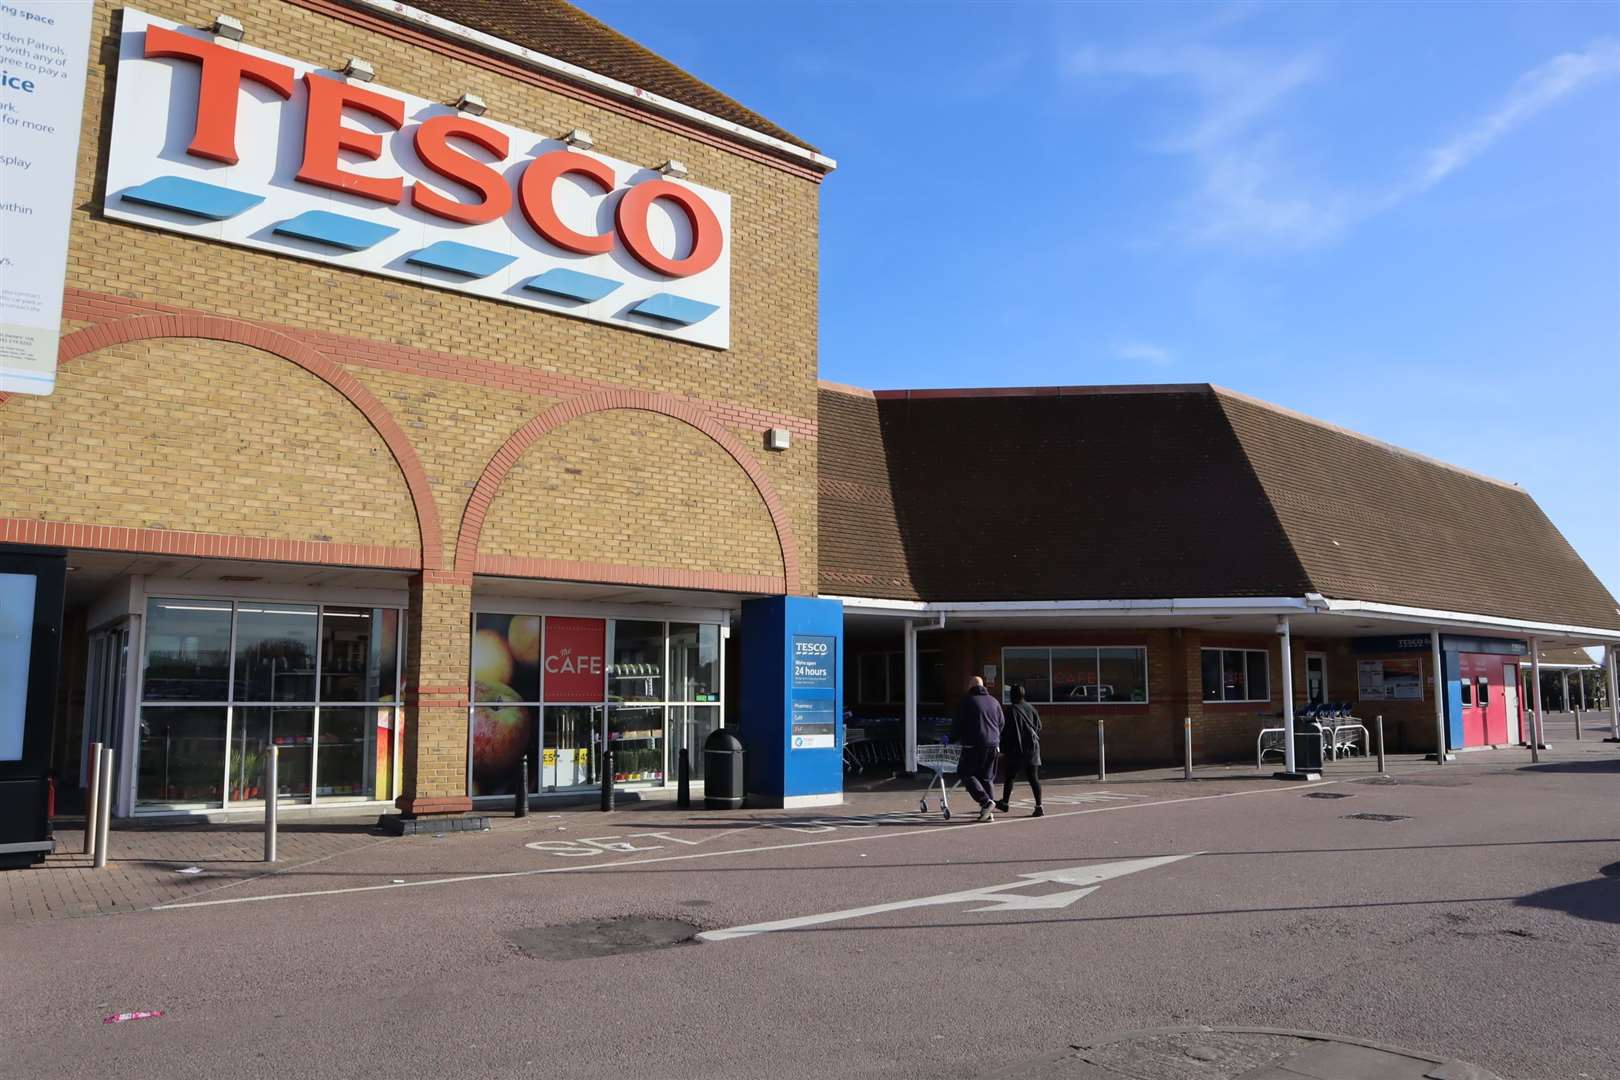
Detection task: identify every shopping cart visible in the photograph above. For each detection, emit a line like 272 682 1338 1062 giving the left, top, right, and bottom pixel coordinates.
915 742 962 820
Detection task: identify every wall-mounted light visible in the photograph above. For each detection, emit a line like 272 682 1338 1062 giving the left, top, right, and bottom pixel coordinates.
562 128 594 150
455 92 487 116
658 159 689 180
211 13 244 40
342 57 375 82
765 427 790 452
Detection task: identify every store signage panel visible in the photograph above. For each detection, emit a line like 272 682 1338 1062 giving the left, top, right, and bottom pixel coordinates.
103 9 732 348
790 698 835 750
0 573 38 760
791 634 835 690
0 1 94 396
543 617 605 702
1357 658 1423 702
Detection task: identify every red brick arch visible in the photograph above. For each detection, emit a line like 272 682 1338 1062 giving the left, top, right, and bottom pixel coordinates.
457 390 800 592
3 315 445 571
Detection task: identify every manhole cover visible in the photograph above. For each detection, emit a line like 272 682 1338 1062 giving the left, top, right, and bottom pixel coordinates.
1343 813 1411 822
1303 792 1354 800
503 916 701 961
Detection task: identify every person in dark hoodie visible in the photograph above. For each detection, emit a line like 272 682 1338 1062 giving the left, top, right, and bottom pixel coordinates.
951 675 1004 822
995 684 1043 816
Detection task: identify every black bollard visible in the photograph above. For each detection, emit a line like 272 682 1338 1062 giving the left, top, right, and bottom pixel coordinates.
514 755 528 817
677 747 691 809
600 745 615 812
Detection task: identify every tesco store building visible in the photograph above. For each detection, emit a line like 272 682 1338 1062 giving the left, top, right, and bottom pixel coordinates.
3 1 1617 838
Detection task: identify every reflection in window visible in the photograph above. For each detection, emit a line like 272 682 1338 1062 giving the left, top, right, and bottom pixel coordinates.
228 706 314 803
1002 646 1149 704
669 623 719 702
137 706 226 807
234 604 317 702
320 608 400 704
1201 648 1270 703
610 621 664 702
142 600 232 702
1002 648 1050 703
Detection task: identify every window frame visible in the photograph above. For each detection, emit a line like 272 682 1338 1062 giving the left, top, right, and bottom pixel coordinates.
1200 646 1272 704
997 645 1151 706
853 649 944 705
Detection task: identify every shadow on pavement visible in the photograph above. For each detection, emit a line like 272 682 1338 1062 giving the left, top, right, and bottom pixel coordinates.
1516 758 1620 775
1516 864 1620 925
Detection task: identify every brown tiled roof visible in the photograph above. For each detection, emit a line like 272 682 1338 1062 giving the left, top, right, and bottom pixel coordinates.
405 0 818 153
1215 388 1620 631
817 384 1312 603
818 383 1620 632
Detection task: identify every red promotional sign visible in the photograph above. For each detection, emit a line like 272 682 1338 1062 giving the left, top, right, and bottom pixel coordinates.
544 618 606 702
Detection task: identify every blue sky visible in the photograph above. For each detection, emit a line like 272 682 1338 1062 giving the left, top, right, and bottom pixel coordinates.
580 0 1620 600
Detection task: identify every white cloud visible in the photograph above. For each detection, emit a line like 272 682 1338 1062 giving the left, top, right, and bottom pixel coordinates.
1113 340 1175 367
1064 33 1620 251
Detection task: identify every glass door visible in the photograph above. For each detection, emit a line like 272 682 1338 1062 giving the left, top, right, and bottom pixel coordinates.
541 704 601 790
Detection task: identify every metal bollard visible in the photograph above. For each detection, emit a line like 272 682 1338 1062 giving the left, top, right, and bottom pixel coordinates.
1375 715 1386 774
263 746 278 863
677 748 691 809
83 740 102 856
1574 708 1582 741
515 755 529 817
1183 717 1193 781
600 745 615 812
92 747 113 869
1096 719 1106 782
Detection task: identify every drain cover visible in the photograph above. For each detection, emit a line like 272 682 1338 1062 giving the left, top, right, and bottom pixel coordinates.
1343 812 1411 822
504 917 701 961
1303 792 1354 800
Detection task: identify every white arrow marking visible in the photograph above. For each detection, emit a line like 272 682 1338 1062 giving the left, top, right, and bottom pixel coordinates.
697 853 1198 941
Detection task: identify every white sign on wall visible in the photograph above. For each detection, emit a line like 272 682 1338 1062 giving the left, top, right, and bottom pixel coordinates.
103 8 732 348
0 1 93 396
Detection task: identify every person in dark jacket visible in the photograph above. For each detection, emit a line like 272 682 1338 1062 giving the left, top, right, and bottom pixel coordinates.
995 684 1043 816
951 675 1004 822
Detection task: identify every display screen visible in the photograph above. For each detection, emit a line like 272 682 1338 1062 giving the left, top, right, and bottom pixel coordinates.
0 573 37 761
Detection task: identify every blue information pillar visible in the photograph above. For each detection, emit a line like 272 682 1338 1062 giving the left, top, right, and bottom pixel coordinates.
739 596 844 809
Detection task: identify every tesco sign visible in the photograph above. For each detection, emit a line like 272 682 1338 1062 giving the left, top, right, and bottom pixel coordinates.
103 9 733 348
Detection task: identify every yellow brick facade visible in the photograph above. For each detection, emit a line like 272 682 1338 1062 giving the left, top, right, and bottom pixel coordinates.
2 0 828 813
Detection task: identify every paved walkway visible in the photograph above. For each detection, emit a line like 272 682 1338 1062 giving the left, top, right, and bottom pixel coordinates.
1 739 1588 926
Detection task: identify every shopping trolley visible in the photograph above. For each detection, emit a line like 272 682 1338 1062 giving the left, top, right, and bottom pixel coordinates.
915 742 962 820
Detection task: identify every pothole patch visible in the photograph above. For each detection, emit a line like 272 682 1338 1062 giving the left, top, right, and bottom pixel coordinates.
1343 812 1411 822
503 916 702 961
1303 792 1354 800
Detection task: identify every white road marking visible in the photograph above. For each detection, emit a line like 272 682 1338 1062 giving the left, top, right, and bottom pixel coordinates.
152 779 1340 912
697 854 1198 941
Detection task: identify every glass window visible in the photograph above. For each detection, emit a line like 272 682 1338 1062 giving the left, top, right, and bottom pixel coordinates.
671 705 721 781
669 623 720 702
228 706 314 803
317 706 395 801
1052 647 1098 702
1100 647 1148 703
472 613 540 703
857 653 887 703
1202 649 1269 702
1246 651 1270 702
137 707 226 807
1476 676 1489 706
543 705 600 790
1459 678 1473 705
1003 648 1051 703
233 604 317 702
610 620 665 702
471 701 537 797
608 704 664 782
320 607 400 704
142 600 233 702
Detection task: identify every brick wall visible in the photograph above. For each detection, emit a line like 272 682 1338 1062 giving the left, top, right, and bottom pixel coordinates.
0 0 826 812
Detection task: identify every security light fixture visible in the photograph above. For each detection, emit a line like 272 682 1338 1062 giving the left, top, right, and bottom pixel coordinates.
765 427 790 452
658 159 689 179
455 92 487 116
563 128 594 150
211 13 244 40
342 57 375 82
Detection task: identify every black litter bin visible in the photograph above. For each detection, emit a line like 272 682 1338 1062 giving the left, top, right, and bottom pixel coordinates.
1292 713 1324 772
703 728 745 810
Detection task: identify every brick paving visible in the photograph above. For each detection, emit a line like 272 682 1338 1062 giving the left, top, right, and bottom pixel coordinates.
2 816 396 926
